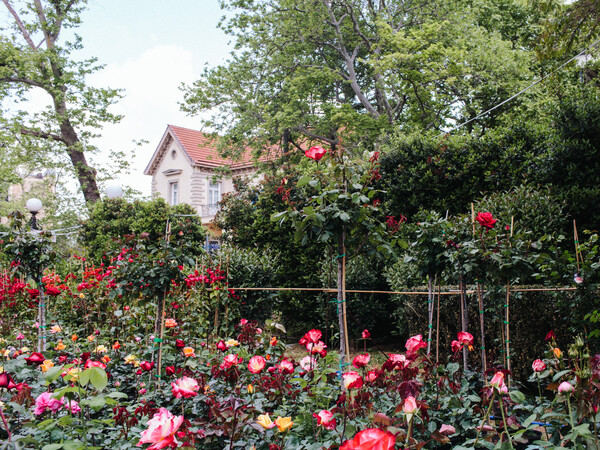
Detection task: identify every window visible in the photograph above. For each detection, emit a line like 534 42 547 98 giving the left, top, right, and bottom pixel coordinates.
208 180 220 205
169 181 179 205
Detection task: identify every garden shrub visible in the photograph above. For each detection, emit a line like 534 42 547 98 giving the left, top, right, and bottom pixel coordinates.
80 197 206 263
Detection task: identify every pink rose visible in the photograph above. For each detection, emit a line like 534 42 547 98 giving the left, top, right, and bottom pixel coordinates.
248 355 266 374
490 371 506 393
64 399 81 414
558 381 574 394
299 329 322 345
403 396 418 415
308 340 327 357
352 353 370 369
383 353 409 371
366 370 380 382
220 354 242 371
313 409 336 430
405 334 427 357
300 356 317 371
305 146 327 161
171 376 199 399
532 359 546 373
137 407 184 450
340 428 396 450
342 371 364 389
278 359 294 374
451 340 461 353
457 331 474 347
440 424 456 435
34 392 64 415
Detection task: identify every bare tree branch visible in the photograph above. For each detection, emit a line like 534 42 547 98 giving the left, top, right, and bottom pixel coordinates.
2 0 37 49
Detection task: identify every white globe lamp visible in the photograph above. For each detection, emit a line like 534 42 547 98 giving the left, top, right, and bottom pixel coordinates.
105 184 123 199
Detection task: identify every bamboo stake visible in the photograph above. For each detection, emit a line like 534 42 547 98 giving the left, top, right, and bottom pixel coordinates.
155 220 171 385
506 216 514 379
574 220 583 273
156 291 167 386
436 277 441 364
426 274 436 354
477 282 487 375
505 284 511 378
460 277 468 371
342 247 351 368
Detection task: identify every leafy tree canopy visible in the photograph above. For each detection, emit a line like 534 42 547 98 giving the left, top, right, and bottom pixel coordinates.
0 0 123 205
182 0 537 158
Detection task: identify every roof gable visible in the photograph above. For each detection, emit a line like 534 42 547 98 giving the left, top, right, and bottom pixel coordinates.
144 125 261 176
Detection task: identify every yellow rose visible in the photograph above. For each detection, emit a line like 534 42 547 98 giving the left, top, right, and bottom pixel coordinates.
41 360 54 372
67 367 81 380
247 384 254 394
94 345 107 353
87 335 95 342
50 325 62 334
124 354 139 365
226 339 239 347
55 340 66 351
554 347 562 359
183 347 195 357
257 414 275 429
274 416 293 432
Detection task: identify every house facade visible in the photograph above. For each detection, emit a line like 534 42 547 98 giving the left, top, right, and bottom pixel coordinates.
144 125 258 224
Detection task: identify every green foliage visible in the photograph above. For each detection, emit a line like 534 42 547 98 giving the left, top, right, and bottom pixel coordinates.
2 211 57 280
0 0 124 204
80 197 206 263
182 0 537 160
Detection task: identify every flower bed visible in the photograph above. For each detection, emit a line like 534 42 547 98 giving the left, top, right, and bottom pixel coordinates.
1 311 598 449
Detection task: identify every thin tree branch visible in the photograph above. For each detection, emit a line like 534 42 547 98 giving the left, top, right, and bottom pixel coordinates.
2 0 37 49
20 126 64 143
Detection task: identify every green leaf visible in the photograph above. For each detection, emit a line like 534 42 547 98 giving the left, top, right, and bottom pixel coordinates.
522 413 537 428
88 367 108 392
42 445 64 450
509 390 526 403
297 175 311 187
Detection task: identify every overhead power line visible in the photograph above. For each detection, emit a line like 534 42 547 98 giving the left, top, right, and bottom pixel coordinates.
447 36 600 134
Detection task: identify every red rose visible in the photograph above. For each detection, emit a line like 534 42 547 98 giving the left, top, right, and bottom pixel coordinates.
340 428 396 450
175 339 185 349
475 212 497 229
45 286 62 296
140 361 155 372
25 352 45 366
0 372 13 388
305 146 327 161
166 366 175 376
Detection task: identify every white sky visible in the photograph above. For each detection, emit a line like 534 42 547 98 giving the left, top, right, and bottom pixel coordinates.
74 0 232 197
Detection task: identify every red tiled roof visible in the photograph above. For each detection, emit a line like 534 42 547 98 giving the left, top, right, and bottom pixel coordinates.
169 125 260 169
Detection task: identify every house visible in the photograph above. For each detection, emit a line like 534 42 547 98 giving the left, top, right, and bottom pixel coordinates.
1 171 56 226
144 125 261 225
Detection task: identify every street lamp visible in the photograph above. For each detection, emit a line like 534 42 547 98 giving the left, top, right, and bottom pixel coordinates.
26 198 42 230
105 184 123 199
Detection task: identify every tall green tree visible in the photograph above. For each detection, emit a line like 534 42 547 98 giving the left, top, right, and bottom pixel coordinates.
182 0 535 156
0 0 122 204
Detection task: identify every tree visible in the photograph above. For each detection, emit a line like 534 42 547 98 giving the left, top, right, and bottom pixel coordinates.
182 0 535 157
0 0 122 204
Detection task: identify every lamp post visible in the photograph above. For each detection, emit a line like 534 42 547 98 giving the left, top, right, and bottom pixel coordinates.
26 198 42 230
105 184 123 199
